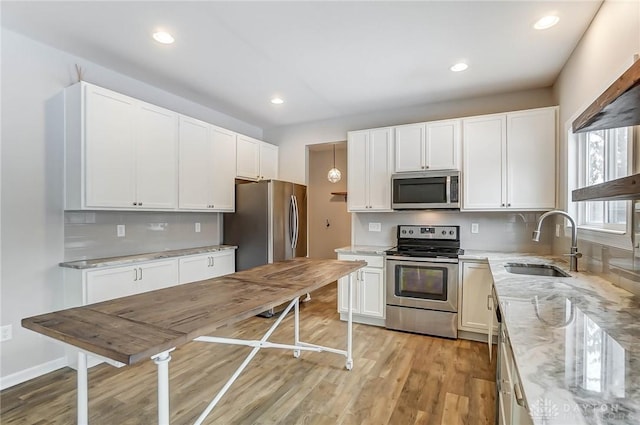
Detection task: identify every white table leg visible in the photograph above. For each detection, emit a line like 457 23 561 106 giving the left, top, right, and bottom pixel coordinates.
153 350 173 425
293 297 301 358
346 271 354 370
77 351 88 424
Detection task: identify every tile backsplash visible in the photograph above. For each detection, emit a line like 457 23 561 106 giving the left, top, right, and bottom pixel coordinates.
64 211 222 261
353 210 555 253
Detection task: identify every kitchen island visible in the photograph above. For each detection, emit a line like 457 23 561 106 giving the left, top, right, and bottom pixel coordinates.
22 258 366 425
478 252 640 425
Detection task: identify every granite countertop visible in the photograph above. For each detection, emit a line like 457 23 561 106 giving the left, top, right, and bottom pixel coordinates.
60 245 238 269
483 252 640 425
334 245 393 255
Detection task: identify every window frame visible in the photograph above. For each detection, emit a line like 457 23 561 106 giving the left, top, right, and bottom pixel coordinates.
570 126 634 250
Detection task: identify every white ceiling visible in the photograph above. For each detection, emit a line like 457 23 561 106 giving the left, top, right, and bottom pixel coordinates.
1 1 602 129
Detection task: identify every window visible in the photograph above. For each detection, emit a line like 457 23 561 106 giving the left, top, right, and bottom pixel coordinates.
576 127 632 232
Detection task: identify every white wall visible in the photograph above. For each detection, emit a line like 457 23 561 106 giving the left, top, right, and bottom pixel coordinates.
554 0 640 211
265 88 555 184
0 28 262 388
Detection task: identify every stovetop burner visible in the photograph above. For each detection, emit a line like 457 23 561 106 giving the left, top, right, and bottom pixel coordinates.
386 225 463 259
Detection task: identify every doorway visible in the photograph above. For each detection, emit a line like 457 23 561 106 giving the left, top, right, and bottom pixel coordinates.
307 142 350 259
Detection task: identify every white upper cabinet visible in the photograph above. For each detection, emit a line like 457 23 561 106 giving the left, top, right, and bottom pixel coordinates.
259 142 279 180
236 135 278 181
426 119 460 170
66 82 179 210
506 108 557 210
462 107 557 211
178 116 216 210
178 119 237 211
395 119 460 172
136 103 178 209
347 128 393 212
210 126 237 211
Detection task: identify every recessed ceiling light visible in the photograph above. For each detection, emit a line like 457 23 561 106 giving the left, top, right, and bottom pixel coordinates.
271 97 284 105
152 31 175 44
450 63 468 72
534 15 559 30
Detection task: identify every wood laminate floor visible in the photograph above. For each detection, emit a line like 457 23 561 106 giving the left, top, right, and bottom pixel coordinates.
1 282 496 425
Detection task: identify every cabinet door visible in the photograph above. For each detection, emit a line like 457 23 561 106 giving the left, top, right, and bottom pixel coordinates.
259 143 279 180
211 126 236 211
463 115 506 209
394 123 425 172
84 85 136 208
210 250 235 277
138 260 179 291
136 103 178 209
460 262 493 332
426 119 460 170
86 266 139 304
507 108 556 209
337 274 360 314
359 268 384 318
368 128 393 210
178 116 214 210
236 135 260 180
347 131 369 211
179 254 216 284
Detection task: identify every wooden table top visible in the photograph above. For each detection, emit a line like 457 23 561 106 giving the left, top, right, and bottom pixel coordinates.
22 258 365 365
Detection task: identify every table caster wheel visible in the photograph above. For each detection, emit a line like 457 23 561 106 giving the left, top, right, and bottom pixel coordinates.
345 360 353 370
293 350 300 358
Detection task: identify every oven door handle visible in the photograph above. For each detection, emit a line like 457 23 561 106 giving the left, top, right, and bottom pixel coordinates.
386 255 459 264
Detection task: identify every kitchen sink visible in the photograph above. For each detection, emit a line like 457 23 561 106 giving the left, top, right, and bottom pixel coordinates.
504 263 571 278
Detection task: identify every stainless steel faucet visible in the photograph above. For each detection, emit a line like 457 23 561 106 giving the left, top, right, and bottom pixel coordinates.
532 210 581 272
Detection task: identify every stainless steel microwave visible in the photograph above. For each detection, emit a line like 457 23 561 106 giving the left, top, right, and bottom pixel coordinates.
391 171 460 209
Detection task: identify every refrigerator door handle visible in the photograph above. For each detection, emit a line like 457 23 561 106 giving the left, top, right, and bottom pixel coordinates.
293 195 299 250
289 195 296 249
291 195 299 250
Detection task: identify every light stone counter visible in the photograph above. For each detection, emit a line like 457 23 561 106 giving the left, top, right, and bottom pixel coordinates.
60 245 238 269
334 245 393 255
478 252 640 425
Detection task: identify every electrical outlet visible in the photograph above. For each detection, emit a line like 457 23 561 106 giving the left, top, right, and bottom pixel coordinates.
1 325 12 342
556 224 560 237
195 222 201 233
471 223 479 234
368 222 381 232
116 225 126 238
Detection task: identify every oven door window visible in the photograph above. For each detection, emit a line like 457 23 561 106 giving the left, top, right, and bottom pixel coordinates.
394 264 448 301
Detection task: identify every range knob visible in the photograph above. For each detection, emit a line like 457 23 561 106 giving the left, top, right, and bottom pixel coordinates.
401 230 407 234
409 230 414 234
449 230 455 235
442 230 446 235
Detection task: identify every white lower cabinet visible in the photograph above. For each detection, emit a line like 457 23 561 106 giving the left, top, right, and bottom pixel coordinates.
179 250 235 284
336 253 385 326
498 324 534 425
459 260 498 356
86 259 178 304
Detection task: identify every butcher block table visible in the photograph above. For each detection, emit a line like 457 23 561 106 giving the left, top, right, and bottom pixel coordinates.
22 258 366 425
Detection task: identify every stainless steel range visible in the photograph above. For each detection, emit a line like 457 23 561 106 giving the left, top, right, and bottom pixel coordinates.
385 225 463 339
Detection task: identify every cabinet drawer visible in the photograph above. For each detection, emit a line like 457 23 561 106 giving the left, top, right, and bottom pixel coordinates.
338 254 384 268
179 250 235 284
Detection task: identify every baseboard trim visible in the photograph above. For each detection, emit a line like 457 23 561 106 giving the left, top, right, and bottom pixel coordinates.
0 357 67 390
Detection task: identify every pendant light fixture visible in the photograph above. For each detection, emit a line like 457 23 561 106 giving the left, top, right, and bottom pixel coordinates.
327 144 342 183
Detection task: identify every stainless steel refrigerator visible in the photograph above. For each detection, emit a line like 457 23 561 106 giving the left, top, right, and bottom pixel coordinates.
223 180 307 272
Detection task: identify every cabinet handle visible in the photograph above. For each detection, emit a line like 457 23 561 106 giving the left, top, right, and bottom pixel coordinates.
211 257 215 267
507 203 511 207
425 165 429 169
501 203 505 207
133 268 138 281
514 383 525 407
139 267 143 280
139 202 143 206
133 202 138 206
487 294 492 311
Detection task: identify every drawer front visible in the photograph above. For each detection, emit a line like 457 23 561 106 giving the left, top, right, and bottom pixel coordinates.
179 250 235 284
338 253 384 268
